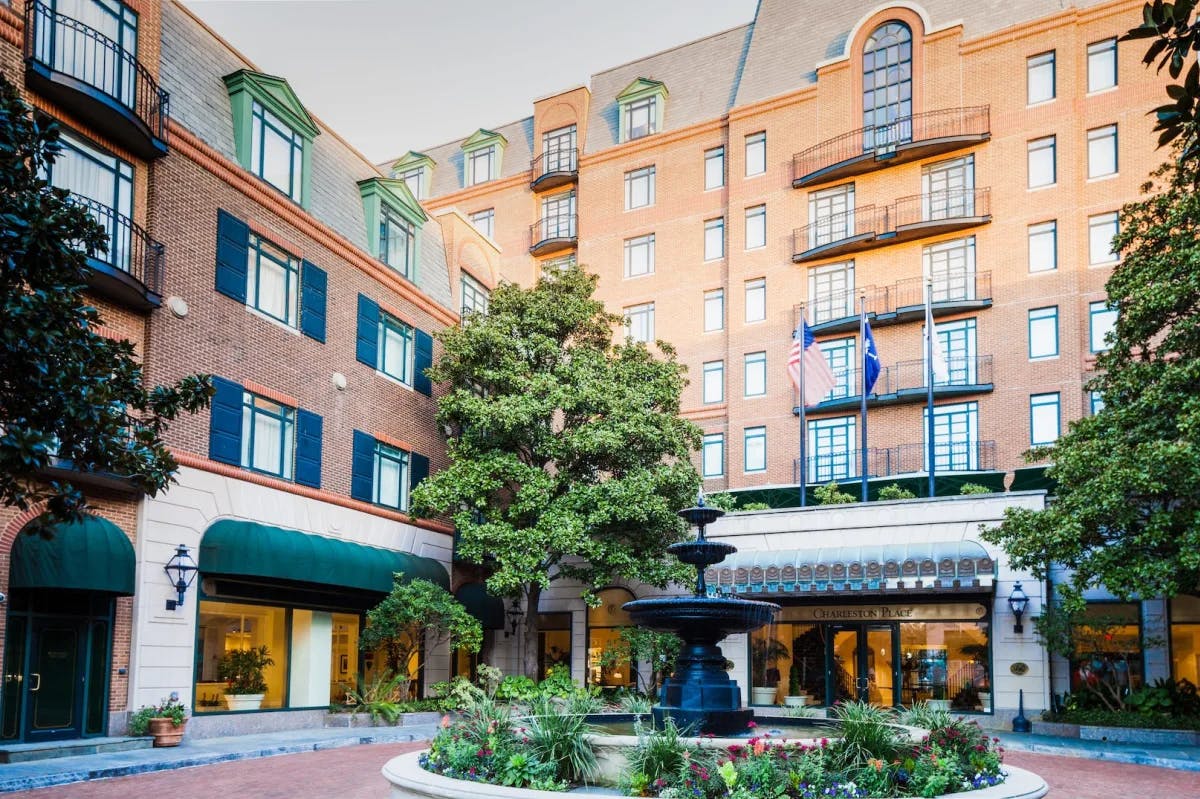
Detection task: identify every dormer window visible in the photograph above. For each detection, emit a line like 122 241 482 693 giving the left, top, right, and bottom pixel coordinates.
469 145 496 185
390 151 435 200
225 70 320 207
359 177 427 282
461 130 507 188
616 78 667 144
251 101 304 202
626 96 656 140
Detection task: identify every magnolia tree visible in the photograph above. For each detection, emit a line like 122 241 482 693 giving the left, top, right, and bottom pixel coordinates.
412 266 700 679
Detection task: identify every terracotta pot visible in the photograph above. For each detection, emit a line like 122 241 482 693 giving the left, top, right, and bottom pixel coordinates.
223 693 265 711
148 717 186 747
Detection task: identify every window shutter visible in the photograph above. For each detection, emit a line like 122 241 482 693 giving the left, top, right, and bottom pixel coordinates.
294 409 323 488
356 294 380 369
414 328 433 396
409 451 430 493
351 430 375 502
208 376 244 466
299 260 327 343
215 210 250 302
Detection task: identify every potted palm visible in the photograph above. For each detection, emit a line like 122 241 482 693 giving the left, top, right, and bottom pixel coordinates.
218 645 273 710
129 694 188 746
750 637 789 705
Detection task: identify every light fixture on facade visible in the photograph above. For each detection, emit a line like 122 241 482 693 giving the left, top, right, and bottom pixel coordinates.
163 544 198 611
505 600 523 637
1008 581 1029 634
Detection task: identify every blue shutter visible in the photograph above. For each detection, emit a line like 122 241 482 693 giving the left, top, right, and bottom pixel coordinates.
356 294 379 369
414 329 433 396
208 376 244 466
215 210 249 302
294 409 323 488
351 430 375 502
299 261 327 343
409 451 430 494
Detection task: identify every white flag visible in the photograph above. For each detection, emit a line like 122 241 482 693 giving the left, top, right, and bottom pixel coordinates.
929 323 950 384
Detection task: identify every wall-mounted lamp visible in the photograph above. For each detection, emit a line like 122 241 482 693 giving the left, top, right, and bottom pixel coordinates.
1008 581 1029 634
163 544 198 611
505 600 523 637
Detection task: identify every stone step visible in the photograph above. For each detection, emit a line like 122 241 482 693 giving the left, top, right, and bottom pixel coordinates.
0 736 152 764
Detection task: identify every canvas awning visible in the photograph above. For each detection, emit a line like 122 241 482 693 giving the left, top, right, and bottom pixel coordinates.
455 582 506 630
10 514 135 595
703 540 996 597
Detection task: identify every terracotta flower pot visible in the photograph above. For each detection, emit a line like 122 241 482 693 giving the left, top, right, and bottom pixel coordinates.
148 717 186 747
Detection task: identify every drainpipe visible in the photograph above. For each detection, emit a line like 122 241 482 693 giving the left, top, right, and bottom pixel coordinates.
1044 562 1055 713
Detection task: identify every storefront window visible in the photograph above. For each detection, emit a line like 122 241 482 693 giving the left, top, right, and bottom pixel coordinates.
195 600 289 712
750 624 825 706
900 622 991 711
1170 595 1200 686
1069 603 1144 695
539 613 572 680
329 613 360 705
587 589 636 689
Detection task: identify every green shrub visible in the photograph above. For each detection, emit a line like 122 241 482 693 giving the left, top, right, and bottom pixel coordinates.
899 700 952 731
828 700 902 771
740 502 771 511
878 483 916 500
958 482 992 495
342 669 406 723
704 492 737 511
128 695 186 736
218 646 273 694
523 694 598 784
495 674 538 703
814 481 856 505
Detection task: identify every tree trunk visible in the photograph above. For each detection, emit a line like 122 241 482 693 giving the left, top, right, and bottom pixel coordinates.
522 583 542 680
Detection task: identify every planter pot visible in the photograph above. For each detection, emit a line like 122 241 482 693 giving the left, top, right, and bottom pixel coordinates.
977 692 991 709
223 693 265 711
147 717 186 747
784 695 808 707
927 699 951 711
750 687 777 706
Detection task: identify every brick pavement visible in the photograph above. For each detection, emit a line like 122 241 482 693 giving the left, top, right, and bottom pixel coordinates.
1004 751 1199 798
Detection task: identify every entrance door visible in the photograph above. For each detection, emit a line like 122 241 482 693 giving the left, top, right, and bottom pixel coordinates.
24 619 85 742
828 625 896 707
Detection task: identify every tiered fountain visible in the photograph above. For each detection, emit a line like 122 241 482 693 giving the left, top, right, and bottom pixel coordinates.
623 494 779 735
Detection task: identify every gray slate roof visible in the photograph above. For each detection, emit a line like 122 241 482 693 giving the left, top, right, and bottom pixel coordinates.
416 117 535 198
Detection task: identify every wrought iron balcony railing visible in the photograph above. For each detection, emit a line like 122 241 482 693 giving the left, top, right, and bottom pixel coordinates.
71 194 164 309
530 148 578 190
795 439 997 483
801 354 993 411
529 213 577 256
800 272 993 333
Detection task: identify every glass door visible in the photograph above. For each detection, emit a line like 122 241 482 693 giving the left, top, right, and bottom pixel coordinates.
827 624 897 707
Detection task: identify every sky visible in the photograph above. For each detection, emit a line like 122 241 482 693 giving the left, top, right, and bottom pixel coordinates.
181 0 760 164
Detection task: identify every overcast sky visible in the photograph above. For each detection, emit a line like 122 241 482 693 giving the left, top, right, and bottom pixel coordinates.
181 0 760 164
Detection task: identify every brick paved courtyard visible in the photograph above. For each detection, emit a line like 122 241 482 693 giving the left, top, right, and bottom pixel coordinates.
9 743 1199 799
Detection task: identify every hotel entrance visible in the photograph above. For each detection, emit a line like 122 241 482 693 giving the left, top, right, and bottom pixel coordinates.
830 624 894 706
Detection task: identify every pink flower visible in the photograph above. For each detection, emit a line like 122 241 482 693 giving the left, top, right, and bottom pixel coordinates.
747 720 758 729
440 715 451 728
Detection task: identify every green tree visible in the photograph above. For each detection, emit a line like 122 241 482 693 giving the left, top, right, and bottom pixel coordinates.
1124 0 1200 160
0 74 210 529
411 266 700 678
597 626 683 697
984 154 1200 607
359 574 482 701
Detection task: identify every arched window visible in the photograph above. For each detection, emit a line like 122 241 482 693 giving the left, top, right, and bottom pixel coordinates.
862 22 913 151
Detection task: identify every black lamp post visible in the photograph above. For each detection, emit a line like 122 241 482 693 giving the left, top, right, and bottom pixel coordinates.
505 600 523 638
1008 581 1029 634
163 544 198 611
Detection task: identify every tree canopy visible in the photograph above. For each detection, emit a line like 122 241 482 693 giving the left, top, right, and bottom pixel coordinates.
0 75 211 529
1124 0 1200 160
411 265 700 677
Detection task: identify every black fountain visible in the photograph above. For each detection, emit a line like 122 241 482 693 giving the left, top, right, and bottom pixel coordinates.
623 494 780 736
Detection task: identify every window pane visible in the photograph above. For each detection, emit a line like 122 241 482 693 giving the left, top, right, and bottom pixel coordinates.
745 132 766 176
1030 393 1060 445
1070 603 1144 695
469 209 494 239
625 303 654 343
745 279 766 322
809 185 855 248
809 261 855 323
625 166 655 209
195 600 289 712
705 146 725 189
373 443 408 510
1088 39 1117 93
1088 125 1118 178
380 319 412 383
1027 51 1056 104
745 205 766 249
1028 136 1056 188
1027 221 1057 273
808 416 855 482
247 235 299 326
1088 212 1120 264
900 622 991 711
704 218 725 260
1028 306 1058 360
745 352 767 397
926 401 978 472
702 434 724 477
703 361 724 404
1170 596 1200 686
704 290 724 332
1089 302 1117 352
624 235 654 277
744 427 766 472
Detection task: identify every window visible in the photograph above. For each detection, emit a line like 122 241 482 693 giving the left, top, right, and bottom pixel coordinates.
251 101 304 202
1030 392 1061 445
373 441 410 510
469 209 494 239
745 278 766 323
1089 212 1120 265
809 261 855 323
744 427 767 473
745 205 766 250
930 318 978 385
744 352 767 397
1088 125 1118 178
1089 301 1118 353
46 130 133 272
542 253 577 273
1070 603 1145 695
468 145 496 185
625 166 655 209
378 312 414 384
541 191 576 239
1027 221 1058 273
1028 136 1057 188
1028 306 1059 360
862 22 913 148
704 289 724 332
461 273 489 316
705 146 725 190
538 612 573 681
808 416 855 482
808 184 855 248
820 338 856 400
702 433 725 478
625 95 658 140
1089 391 1105 415
247 233 300 327
926 402 979 471
899 621 992 711
624 234 654 278
542 125 577 173
241 391 295 478
704 218 725 261
194 600 290 712
1170 596 1200 686
587 588 637 688
625 302 654 343
924 238 976 302
1027 51 1056 104
745 132 766 176
922 156 975 220
703 361 724 404
397 166 425 200
1088 38 1118 93
380 207 416 279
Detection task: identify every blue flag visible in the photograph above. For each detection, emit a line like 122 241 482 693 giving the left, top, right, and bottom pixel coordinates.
863 321 881 395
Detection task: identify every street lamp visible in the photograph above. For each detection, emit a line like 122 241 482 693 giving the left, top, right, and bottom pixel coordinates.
1008 582 1029 634
163 544 198 611
505 599 523 637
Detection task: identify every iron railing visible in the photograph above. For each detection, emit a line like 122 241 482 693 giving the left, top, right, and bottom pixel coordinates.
72 194 164 295
792 204 889 254
801 272 993 327
530 213 577 247
792 106 989 182
531 148 578 179
794 440 997 483
812 354 993 403
891 187 991 228
25 0 169 143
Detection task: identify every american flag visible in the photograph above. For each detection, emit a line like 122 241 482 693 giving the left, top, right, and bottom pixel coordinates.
788 320 837 406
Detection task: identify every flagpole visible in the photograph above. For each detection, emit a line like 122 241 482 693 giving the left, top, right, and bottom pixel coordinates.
925 277 936 499
798 307 808 507
859 294 868 502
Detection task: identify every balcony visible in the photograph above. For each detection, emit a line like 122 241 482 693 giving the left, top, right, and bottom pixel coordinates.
792 188 991 263
530 148 578 192
796 440 998 483
792 106 990 188
72 194 165 311
799 272 993 335
795 354 993 414
529 214 577 257
24 0 169 159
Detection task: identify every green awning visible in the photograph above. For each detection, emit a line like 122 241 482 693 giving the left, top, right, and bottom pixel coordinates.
1010 465 1056 493
455 582 506 630
10 514 135 595
199 520 448 593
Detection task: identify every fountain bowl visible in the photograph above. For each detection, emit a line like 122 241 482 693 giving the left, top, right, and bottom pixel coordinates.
623 595 779 639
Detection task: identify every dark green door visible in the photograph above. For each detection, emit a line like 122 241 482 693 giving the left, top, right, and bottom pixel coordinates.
24 620 84 742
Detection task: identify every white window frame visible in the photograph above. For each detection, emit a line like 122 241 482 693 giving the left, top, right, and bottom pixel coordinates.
467 145 496 186
744 352 767 397
1027 51 1056 105
808 416 856 482
745 132 766 177
624 165 656 210
1087 38 1118 94
704 217 725 261
1088 212 1120 265
704 146 725 190
1028 136 1057 189
744 278 766 323
1027 221 1058 273
623 234 655 278
809 261 855 324
469 208 494 239
1087 124 1118 179
625 302 655 343
704 289 724 332
702 360 724 404
745 204 766 250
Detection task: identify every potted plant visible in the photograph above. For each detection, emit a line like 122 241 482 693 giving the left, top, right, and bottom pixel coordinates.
129 694 188 747
218 645 273 710
750 637 789 705
784 662 808 707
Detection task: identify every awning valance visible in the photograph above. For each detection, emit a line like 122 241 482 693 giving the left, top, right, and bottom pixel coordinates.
703 540 995 597
199 520 448 594
455 582 506 630
10 514 135 595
